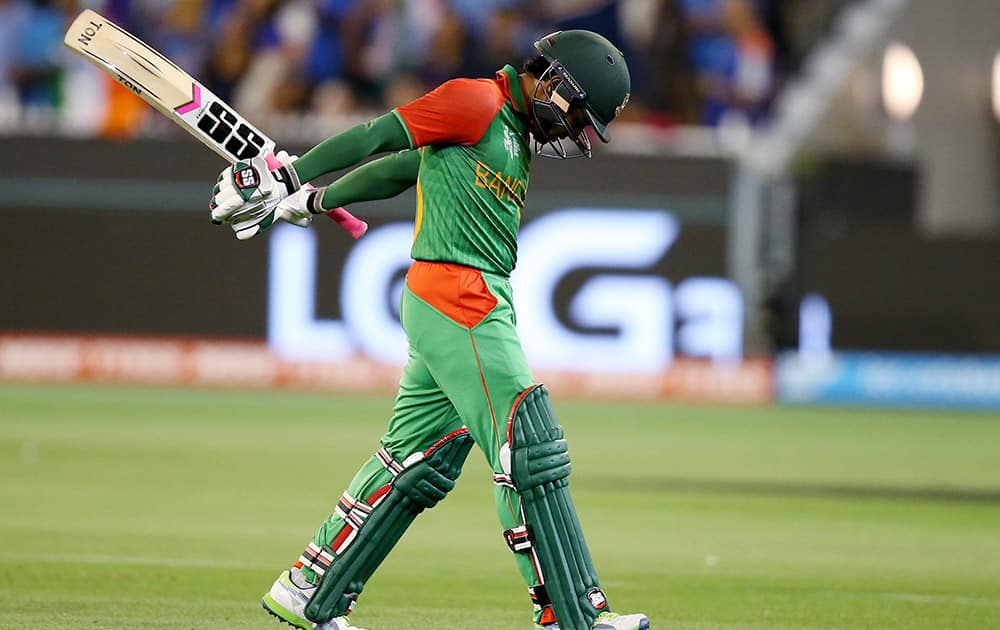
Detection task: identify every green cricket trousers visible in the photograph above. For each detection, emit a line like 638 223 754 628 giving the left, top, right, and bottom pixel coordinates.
309 260 539 590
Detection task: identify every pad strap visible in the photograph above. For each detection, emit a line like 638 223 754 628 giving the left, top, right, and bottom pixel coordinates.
334 492 374 535
375 447 405 476
503 525 532 553
493 472 516 490
298 542 334 577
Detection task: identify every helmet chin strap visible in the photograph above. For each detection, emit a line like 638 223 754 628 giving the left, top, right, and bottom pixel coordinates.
530 65 592 159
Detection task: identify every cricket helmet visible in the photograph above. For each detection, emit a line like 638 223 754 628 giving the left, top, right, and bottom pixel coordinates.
530 30 631 158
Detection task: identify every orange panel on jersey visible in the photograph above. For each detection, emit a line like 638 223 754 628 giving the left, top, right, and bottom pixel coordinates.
406 261 499 328
394 78 506 148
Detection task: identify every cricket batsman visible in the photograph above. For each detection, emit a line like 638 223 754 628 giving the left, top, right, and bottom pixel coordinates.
210 30 649 630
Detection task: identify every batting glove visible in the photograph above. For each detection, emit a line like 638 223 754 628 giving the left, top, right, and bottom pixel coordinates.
228 185 324 240
209 150 300 225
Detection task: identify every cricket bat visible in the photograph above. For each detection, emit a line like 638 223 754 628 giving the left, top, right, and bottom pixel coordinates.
63 9 368 239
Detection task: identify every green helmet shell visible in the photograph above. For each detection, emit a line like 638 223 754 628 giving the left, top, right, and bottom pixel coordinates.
533 30 631 142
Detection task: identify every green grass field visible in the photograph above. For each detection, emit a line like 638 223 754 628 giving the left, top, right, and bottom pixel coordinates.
1 384 999 629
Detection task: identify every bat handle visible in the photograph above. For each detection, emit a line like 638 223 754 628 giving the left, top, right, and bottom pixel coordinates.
263 152 284 170
264 152 368 240
324 206 369 239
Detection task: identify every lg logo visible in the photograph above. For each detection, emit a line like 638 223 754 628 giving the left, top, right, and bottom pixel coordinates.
268 209 743 372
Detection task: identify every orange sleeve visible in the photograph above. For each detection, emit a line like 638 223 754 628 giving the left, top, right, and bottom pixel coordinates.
393 78 506 148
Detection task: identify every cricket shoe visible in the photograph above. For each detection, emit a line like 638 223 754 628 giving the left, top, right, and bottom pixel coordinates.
262 568 367 630
538 611 651 630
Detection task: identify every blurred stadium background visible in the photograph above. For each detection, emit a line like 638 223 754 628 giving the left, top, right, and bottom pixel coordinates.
2 0 1000 628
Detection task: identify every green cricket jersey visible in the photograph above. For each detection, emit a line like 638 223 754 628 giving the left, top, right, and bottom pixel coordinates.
392 65 532 276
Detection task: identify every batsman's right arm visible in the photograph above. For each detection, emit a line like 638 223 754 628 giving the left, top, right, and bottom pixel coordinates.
292 114 411 184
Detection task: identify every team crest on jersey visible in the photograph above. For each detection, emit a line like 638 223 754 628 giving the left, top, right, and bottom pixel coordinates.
503 126 520 160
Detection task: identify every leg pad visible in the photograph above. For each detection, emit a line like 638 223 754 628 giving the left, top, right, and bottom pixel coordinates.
304 429 474 622
508 385 610 630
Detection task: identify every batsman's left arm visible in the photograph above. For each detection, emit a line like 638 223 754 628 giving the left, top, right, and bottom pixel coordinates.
316 149 421 208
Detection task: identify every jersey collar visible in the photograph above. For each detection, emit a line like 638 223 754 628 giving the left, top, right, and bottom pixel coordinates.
496 64 528 114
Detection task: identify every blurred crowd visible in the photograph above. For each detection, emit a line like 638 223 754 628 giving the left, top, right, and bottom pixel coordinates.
0 0 846 137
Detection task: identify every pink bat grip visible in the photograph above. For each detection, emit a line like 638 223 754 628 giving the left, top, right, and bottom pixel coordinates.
265 152 368 240
324 206 369 239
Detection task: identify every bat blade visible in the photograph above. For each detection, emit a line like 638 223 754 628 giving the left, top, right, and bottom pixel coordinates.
64 9 274 164
63 10 368 239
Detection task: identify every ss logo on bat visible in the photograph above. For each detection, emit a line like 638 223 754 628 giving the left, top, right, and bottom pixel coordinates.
197 100 266 160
